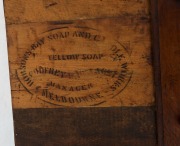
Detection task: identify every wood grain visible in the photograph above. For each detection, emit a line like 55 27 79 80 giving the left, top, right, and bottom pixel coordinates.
150 0 163 145
5 0 155 108
4 0 159 145
13 107 157 146
5 0 150 24
158 0 180 145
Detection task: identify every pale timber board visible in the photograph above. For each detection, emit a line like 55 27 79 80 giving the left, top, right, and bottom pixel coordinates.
5 0 154 108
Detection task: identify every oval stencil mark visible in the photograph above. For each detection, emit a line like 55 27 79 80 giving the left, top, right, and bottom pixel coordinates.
17 27 133 107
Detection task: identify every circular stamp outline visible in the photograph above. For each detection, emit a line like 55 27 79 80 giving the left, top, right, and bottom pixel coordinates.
16 26 133 107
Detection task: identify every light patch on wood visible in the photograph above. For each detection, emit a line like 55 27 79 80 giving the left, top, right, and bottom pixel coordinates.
5 0 154 108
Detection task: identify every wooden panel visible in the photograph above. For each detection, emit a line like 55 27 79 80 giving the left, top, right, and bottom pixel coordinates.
5 0 154 108
13 107 156 146
158 0 180 145
4 0 158 145
5 0 150 24
150 0 163 145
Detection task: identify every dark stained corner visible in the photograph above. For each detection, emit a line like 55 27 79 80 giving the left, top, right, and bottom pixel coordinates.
13 107 157 146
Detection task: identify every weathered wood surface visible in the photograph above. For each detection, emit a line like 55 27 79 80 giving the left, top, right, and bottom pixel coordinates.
4 0 157 145
13 107 157 146
5 0 154 108
158 0 180 145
